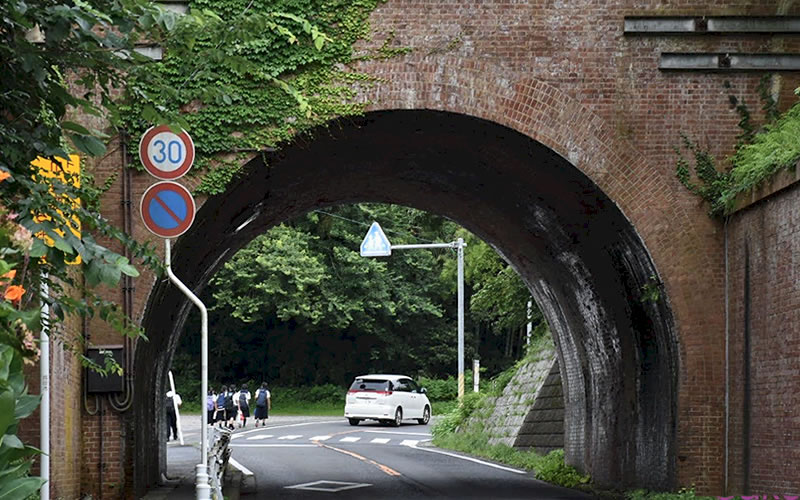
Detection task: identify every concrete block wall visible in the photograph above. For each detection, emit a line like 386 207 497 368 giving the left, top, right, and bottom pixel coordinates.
514 361 565 455
464 342 564 454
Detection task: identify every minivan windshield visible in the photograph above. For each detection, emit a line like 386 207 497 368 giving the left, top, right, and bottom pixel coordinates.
350 379 391 391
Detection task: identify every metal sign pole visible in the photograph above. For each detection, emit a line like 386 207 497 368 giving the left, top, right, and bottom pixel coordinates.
457 238 465 402
165 239 210 500
40 275 50 500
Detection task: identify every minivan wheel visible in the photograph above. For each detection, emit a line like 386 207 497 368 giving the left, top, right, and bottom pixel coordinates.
348 418 360 426
417 406 430 425
393 408 403 427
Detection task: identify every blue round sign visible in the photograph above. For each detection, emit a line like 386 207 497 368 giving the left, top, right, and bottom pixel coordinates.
140 181 196 238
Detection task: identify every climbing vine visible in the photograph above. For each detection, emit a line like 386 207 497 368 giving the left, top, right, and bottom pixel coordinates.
676 76 800 217
119 0 392 195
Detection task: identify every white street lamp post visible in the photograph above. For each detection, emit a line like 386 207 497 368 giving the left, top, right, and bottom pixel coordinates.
361 223 467 401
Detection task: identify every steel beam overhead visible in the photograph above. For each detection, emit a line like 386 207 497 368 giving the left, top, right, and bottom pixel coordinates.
660 53 800 71
625 16 800 34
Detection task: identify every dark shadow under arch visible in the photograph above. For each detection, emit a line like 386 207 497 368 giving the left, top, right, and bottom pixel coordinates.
133 110 678 494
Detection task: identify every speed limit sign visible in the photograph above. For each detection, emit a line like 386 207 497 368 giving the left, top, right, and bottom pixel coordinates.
138 125 195 180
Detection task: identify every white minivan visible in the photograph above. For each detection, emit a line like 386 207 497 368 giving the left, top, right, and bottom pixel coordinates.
344 374 432 427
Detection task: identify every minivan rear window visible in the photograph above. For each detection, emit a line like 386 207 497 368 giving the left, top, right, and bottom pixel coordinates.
349 379 391 391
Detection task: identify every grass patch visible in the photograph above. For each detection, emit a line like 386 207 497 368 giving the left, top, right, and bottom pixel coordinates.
270 402 342 416
433 429 589 489
432 399 458 415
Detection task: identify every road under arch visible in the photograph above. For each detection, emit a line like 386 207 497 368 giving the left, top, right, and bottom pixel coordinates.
134 109 678 493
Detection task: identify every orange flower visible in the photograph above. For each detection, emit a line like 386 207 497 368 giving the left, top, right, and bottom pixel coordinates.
0 170 9 182
4 285 25 303
0 270 15 282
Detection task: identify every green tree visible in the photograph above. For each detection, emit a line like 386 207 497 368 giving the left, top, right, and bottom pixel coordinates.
442 229 545 360
174 203 540 393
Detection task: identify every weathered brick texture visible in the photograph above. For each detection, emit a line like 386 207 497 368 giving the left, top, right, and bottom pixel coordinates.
727 180 800 495
23 0 800 497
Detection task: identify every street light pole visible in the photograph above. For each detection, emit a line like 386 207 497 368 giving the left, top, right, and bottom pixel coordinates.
457 237 465 401
361 224 467 402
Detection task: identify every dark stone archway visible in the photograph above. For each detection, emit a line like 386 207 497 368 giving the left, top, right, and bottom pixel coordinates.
133 110 678 494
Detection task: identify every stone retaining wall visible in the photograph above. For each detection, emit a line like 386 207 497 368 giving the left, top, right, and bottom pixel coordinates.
465 343 564 454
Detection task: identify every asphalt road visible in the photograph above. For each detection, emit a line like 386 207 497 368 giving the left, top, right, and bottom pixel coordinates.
203 417 595 499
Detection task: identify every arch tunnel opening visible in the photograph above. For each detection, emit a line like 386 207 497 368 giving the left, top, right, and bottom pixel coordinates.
134 109 679 493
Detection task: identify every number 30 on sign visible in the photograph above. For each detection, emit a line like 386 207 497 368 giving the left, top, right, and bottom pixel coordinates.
138 125 195 180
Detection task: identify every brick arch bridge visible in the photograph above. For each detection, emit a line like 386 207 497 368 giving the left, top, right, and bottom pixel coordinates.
33 1 800 498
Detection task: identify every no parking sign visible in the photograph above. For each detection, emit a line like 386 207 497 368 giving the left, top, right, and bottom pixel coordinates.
138 125 197 238
140 181 196 238
139 125 195 180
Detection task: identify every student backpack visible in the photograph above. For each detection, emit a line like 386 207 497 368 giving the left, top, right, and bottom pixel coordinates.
239 392 247 407
256 389 267 407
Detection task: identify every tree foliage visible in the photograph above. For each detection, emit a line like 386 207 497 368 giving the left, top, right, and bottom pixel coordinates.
175 204 546 394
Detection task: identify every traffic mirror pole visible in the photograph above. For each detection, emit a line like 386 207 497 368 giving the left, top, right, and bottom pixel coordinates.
165 239 210 500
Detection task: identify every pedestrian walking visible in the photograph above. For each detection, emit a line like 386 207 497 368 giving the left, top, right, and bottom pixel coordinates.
216 385 228 427
254 382 271 427
165 389 182 441
235 384 251 428
206 387 216 426
224 386 236 430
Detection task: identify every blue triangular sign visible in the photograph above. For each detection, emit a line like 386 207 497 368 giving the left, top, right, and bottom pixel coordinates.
360 222 392 257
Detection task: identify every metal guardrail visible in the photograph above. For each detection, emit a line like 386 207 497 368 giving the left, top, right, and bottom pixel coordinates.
207 427 232 499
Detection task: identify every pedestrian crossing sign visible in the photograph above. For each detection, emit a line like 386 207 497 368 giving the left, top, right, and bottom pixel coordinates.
360 222 392 257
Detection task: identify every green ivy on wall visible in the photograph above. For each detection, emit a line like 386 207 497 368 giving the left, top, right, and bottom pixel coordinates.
119 0 389 195
676 77 800 217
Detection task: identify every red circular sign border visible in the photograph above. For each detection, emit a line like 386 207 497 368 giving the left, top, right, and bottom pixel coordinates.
140 181 196 238
138 125 195 180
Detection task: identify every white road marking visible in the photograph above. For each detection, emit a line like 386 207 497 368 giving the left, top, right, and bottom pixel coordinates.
370 438 390 444
228 457 254 476
246 434 274 440
231 420 341 439
408 445 526 474
363 430 431 437
339 437 361 443
278 435 302 440
230 444 317 448
285 480 372 492
400 440 419 447
309 435 332 441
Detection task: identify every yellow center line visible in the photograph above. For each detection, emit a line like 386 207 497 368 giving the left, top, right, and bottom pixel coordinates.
312 429 402 477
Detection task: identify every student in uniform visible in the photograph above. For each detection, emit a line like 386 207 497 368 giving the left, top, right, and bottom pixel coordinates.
165 389 182 441
206 387 216 426
224 386 236 430
235 384 251 428
254 382 271 427
216 385 228 427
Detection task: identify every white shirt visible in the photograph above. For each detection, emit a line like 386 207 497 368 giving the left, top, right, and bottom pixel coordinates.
166 391 182 407
235 390 251 407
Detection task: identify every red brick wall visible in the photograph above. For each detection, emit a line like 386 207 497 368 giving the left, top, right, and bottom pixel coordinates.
81 402 128 499
727 181 800 495
31 0 800 496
